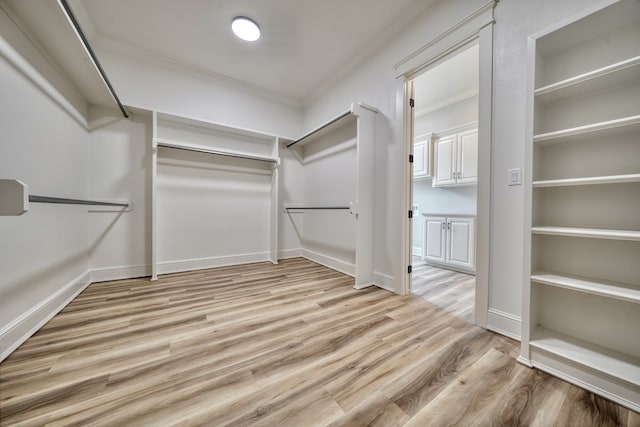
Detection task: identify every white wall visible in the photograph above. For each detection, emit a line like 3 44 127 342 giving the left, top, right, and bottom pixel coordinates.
414 96 478 136
303 0 607 335
0 36 90 358
299 122 358 273
413 96 478 254
88 108 152 281
96 43 303 139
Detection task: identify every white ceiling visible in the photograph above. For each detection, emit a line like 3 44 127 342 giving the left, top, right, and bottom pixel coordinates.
68 0 436 103
413 43 479 117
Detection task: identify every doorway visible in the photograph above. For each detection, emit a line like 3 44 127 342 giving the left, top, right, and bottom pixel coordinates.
409 42 479 323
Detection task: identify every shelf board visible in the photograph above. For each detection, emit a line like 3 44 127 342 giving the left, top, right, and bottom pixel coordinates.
155 139 279 164
530 327 640 387
533 173 640 188
531 226 640 241
535 56 640 104
531 272 640 304
533 115 640 144
286 111 355 148
156 112 277 142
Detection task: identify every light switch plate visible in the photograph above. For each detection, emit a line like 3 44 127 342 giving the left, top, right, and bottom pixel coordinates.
508 168 522 186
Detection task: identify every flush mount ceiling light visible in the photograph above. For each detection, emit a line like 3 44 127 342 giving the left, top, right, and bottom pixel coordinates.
231 16 261 42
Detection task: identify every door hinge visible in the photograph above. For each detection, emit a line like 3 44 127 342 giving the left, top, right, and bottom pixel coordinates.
409 154 414 163
409 98 415 108
408 265 412 274
408 210 413 219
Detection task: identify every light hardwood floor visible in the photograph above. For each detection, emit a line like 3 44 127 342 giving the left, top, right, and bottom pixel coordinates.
1 258 638 426
411 260 475 324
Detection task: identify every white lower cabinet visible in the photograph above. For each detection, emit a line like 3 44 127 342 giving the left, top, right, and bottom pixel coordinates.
423 215 475 273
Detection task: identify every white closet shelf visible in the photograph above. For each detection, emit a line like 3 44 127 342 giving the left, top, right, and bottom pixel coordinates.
155 139 279 164
535 56 640 104
533 115 640 144
155 111 279 142
530 327 640 386
531 226 640 241
532 173 640 188
287 110 356 148
531 272 640 304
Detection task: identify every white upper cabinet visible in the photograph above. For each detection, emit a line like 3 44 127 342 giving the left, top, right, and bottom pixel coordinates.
413 133 432 179
432 124 478 187
457 129 478 184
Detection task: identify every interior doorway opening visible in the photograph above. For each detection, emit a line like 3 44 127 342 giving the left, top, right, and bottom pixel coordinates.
409 42 479 323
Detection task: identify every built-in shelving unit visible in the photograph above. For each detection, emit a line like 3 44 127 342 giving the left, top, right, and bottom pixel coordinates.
151 111 281 280
521 0 640 412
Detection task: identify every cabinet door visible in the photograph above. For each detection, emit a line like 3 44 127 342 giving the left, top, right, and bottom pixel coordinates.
433 135 456 187
413 141 427 178
446 217 476 270
457 129 478 184
424 216 446 263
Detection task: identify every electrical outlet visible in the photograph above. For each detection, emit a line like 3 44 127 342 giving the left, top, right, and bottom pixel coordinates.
508 168 522 186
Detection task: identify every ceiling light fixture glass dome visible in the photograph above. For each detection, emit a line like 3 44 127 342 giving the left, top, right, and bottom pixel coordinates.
231 16 261 42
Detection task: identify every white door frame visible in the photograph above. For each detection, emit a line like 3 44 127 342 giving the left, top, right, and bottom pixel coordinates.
395 1 495 328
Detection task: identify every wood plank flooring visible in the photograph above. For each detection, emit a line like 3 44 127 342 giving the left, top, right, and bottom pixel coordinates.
1 258 638 426
411 260 475 323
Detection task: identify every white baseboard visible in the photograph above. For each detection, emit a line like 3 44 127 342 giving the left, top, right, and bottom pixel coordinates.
373 271 398 294
277 248 303 260
302 249 355 278
91 264 151 283
157 252 271 275
0 269 91 363
487 308 521 341
412 246 423 257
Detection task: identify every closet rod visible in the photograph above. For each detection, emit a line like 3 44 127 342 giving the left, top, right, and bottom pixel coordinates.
29 195 129 207
286 111 352 148
58 0 129 119
157 142 278 163
285 207 350 210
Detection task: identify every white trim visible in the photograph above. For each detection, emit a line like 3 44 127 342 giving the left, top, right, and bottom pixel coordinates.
0 270 91 363
277 248 303 260
517 355 534 368
394 1 496 77
90 264 151 283
487 308 522 341
373 271 397 293
0 34 87 129
412 246 423 257
156 252 271 275
302 249 355 278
